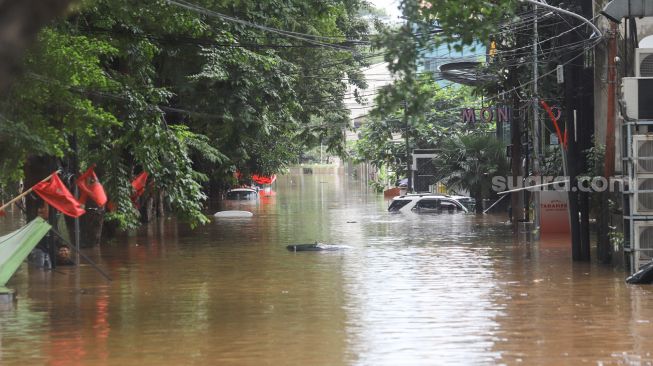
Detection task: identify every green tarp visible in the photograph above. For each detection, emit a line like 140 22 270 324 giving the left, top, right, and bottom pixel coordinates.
0 218 51 290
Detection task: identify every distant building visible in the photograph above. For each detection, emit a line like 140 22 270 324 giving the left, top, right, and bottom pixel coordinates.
344 62 397 142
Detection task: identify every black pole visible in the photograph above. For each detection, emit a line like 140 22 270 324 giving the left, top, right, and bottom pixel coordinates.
511 97 523 232
578 65 594 261
565 108 582 261
561 0 593 261
563 59 582 260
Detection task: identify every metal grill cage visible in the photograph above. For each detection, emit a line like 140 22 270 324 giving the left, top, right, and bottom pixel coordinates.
636 138 653 173
636 178 653 213
635 223 653 268
640 54 653 77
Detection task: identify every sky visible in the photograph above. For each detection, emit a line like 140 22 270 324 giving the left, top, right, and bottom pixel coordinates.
369 0 402 21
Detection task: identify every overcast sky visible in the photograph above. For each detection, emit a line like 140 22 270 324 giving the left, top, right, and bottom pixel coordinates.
369 0 402 20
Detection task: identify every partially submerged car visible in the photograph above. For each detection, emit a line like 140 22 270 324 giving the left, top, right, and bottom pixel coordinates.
387 194 470 213
225 187 259 201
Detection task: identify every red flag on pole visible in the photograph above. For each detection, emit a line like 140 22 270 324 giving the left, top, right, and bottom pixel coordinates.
76 165 107 207
131 171 148 203
33 172 85 218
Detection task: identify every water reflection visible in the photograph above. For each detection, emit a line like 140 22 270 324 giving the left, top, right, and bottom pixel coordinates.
0 174 652 365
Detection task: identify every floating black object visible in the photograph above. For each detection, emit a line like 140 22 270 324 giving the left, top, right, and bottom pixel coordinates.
286 242 342 252
626 261 653 284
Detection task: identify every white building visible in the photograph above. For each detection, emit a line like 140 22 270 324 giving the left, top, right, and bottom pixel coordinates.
344 62 397 142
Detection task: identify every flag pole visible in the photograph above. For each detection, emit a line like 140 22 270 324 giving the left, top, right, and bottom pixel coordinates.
0 170 61 213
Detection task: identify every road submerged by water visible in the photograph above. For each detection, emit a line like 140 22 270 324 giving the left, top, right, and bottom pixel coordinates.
1 173 652 365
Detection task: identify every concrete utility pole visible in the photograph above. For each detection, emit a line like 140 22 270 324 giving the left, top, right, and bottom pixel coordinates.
597 21 618 263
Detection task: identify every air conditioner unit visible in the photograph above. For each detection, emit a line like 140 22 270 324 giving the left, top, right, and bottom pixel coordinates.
622 77 653 120
633 135 653 174
633 176 653 214
633 221 653 268
636 49 653 77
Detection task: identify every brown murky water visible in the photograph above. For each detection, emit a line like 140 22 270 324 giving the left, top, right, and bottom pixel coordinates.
1 173 653 365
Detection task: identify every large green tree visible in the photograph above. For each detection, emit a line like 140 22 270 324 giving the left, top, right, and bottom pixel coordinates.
353 75 479 177
432 133 509 214
0 0 372 232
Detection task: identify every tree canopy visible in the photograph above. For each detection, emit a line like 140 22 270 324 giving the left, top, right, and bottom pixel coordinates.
0 0 373 229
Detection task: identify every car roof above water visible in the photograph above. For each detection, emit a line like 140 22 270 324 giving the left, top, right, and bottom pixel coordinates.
393 194 449 200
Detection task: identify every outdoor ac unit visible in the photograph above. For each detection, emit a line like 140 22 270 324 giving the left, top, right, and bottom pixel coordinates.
636 49 653 77
622 77 653 120
633 135 653 174
633 177 653 215
633 221 653 268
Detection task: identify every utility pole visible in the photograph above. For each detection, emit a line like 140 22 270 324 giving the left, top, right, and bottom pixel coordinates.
404 100 411 192
598 22 618 263
511 93 523 233
532 3 541 230
605 22 617 179
564 0 593 261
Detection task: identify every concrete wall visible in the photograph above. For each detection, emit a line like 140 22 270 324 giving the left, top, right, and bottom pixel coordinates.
287 164 345 175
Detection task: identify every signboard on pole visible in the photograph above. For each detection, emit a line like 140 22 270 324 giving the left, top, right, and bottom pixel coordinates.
539 190 570 236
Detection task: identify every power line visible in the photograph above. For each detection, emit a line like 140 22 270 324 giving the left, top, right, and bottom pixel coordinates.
164 0 369 51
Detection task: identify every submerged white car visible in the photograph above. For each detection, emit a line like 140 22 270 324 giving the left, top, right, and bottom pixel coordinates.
387 194 471 213
225 188 259 201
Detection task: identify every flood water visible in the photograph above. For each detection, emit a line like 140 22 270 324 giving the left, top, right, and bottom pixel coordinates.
1 173 653 365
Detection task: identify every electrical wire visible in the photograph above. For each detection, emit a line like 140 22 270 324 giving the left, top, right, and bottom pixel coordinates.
165 0 369 51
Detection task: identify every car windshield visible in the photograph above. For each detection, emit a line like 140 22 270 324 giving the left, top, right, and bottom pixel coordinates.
411 198 465 213
226 191 257 200
412 198 440 211
388 199 411 212
440 199 464 211
455 198 475 211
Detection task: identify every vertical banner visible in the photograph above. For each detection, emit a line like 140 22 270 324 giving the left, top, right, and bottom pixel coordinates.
539 191 571 236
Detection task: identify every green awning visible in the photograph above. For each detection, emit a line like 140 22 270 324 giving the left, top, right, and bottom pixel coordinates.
0 217 52 290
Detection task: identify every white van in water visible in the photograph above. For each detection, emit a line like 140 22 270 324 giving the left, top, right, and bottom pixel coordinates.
387 194 470 213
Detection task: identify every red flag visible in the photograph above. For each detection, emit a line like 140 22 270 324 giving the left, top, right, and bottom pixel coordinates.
252 174 276 185
76 165 107 207
33 172 85 218
131 171 148 202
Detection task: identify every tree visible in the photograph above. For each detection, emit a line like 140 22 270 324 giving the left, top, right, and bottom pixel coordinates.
0 0 373 233
353 74 480 182
431 133 509 214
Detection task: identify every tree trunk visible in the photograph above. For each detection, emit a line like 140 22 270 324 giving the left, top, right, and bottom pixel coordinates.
142 196 155 223
474 186 484 214
78 204 104 248
157 190 165 218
